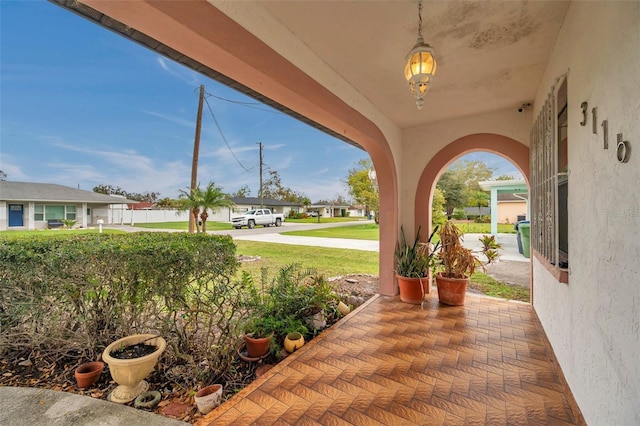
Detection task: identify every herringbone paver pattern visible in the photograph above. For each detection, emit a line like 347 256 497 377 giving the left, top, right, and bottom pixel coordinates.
198 293 584 425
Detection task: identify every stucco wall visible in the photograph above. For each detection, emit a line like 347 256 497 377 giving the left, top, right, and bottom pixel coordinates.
532 2 640 424
401 107 531 236
497 201 526 224
0 201 7 230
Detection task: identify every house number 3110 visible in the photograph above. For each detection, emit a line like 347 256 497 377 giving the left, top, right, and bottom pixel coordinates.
580 101 631 163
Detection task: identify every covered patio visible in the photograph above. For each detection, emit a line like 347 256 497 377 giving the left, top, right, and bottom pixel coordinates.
198 294 581 425
51 1 640 423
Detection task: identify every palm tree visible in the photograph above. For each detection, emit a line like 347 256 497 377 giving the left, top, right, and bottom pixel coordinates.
469 191 490 218
179 185 203 233
199 182 235 232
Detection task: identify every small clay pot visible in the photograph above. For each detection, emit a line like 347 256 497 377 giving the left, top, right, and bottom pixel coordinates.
284 332 305 353
194 384 223 414
75 361 104 388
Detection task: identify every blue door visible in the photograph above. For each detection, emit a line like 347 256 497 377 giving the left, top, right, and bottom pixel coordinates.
8 204 24 227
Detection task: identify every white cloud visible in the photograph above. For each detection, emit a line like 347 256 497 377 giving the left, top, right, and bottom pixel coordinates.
46 142 193 197
0 154 27 180
156 57 200 86
141 110 194 128
309 168 329 177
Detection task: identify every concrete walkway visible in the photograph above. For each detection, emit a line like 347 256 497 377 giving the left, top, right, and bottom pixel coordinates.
0 387 187 426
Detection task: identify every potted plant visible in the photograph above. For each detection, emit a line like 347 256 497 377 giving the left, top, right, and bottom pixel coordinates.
242 316 278 358
102 334 166 403
395 225 440 304
435 221 482 306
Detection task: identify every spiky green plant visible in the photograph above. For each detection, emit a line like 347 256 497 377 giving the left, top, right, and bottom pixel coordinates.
395 225 440 278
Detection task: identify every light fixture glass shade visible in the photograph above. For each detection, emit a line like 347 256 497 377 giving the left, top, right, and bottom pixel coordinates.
404 37 437 110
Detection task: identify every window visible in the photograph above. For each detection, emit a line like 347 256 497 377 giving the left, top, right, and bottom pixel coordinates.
65 205 76 220
34 204 44 221
531 76 569 271
36 205 78 221
45 205 64 220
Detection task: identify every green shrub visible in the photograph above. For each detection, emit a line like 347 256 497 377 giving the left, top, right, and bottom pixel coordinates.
0 232 245 383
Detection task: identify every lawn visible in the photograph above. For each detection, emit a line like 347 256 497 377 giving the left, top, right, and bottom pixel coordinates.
280 221 515 241
282 223 380 240
468 272 530 302
234 240 379 277
133 221 232 231
234 240 528 301
450 221 517 234
286 217 365 224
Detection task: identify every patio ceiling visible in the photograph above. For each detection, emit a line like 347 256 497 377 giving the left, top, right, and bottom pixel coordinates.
58 0 570 134
231 1 570 129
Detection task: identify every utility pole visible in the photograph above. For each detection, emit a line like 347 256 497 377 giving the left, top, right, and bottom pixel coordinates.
189 84 205 234
258 142 264 209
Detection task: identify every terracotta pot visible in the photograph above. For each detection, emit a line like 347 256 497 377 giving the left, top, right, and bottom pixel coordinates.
194 384 223 414
435 272 469 306
74 361 104 388
102 334 166 404
243 333 272 358
396 274 429 304
284 332 305 353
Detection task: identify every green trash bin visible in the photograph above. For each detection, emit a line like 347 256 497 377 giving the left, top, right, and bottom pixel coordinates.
519 223 531 258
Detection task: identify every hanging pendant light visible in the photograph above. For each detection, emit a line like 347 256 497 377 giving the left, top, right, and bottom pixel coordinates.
404 0 436 110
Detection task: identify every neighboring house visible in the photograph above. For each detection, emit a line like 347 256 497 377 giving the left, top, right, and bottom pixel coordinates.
496 193 527 224
308 202 351 218
479 180 529 234
0 181 136 231
347 205 366 217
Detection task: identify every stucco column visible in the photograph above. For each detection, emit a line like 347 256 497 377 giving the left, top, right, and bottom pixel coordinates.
81 203 88 228
28 202 35 230
490 187 498 235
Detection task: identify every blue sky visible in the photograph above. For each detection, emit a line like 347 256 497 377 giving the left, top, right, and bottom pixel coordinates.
0 1 522 202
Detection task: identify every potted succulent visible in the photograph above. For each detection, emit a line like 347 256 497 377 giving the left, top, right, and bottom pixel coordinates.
395 225 440 304
435 221 482 306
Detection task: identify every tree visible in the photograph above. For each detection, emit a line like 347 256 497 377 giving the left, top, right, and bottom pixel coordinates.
345 159 379 220
178 186 203 234
93 184 127 197
198 182 234 232
469 191 489 217
92 184 160 202
0 170 6 181
230 185 251 198
436 170 467 219
262 169 309 204
155 197 179 209
495 174 517 181
449 160 494 193
432 188 447 225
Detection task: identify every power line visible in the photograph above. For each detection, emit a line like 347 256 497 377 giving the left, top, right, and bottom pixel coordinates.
203 96 255 173
204 91 284 115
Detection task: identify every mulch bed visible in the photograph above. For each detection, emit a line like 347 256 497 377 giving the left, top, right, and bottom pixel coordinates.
0 275 379 423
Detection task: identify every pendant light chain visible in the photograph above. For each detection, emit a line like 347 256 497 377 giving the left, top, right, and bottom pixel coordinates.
417 1 423 39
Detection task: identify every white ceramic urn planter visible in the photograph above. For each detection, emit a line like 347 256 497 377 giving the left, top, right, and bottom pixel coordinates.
102 334 166 404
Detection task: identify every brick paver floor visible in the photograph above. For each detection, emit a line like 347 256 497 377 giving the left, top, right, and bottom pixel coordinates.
197 293 584 425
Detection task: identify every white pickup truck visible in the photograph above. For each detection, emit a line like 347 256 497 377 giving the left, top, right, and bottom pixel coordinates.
232 209 285 229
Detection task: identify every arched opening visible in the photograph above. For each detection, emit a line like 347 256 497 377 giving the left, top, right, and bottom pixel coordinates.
414 133 531 298
415 133 529 233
